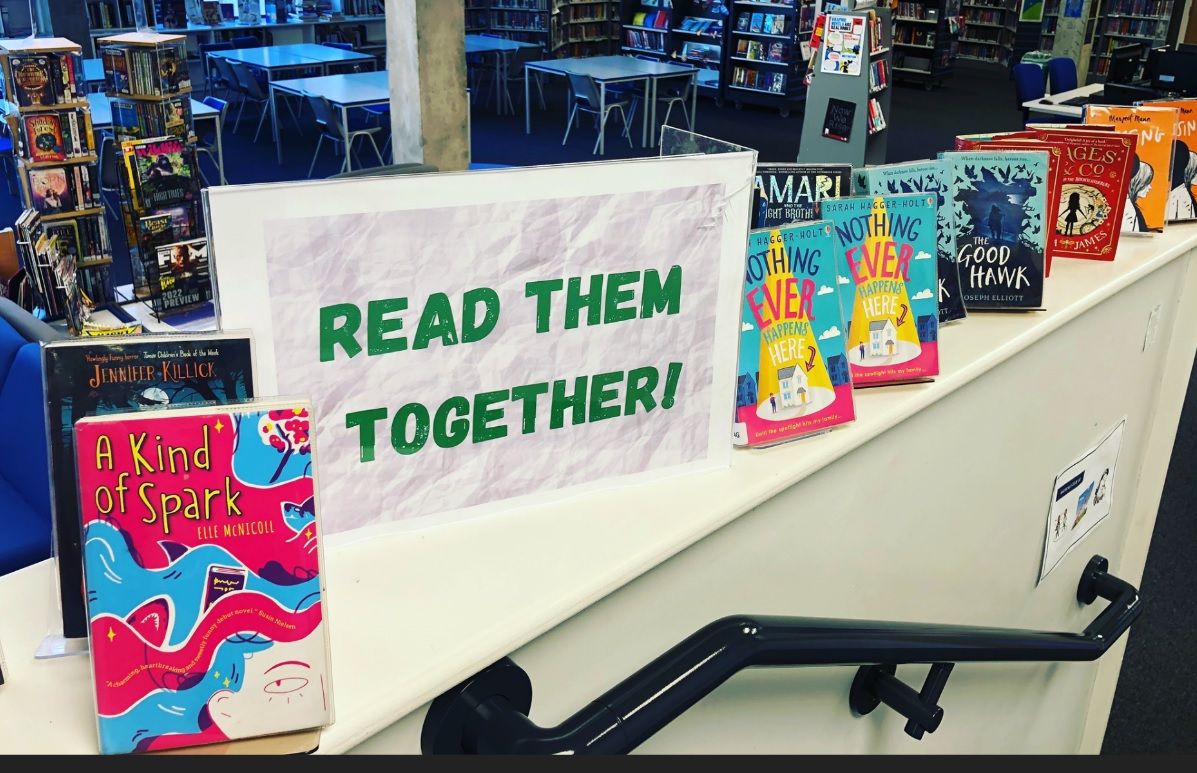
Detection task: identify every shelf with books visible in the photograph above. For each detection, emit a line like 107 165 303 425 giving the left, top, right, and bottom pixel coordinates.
1088 0 1172 79
665 0 729 97
726 0 807 115
892 0 955 89
960 0 1017 65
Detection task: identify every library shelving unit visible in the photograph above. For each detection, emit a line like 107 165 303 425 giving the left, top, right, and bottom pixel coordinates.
619 0 673 59
487 0 553 48
726 0 813 117
86 0 140 35
1039 0 1058 52
1090 0 1172 79
957 0 1017 64
799 6 893 164
554 0 620 57
892 0 956 90
618 0 728 97
0 36 113 331
98 31 208 319
466 0 490 32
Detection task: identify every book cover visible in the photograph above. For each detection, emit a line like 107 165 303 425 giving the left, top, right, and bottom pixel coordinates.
1029 128 1137 262
754 163 850 227
821 193 940 386
942 150 1048 310
125 136 199 210
822 97 855 142
750 13 764 32
75 400 330 754
735 220 854 447
853 159 967 324
23 114 66 163
102 48 130 94
157 46 192 93
155 238 212 312
27 167 74 214
1083 105 1180 234
9 55 53 107
42 333 255 641
1145 99 1197 222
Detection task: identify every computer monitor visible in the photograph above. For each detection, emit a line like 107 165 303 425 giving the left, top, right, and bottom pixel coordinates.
1107 42 1149 85
1152 50 1197 96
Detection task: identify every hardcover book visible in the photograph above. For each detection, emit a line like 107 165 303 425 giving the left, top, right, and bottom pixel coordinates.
852 159 967 324
753 163 851 227
735 220 854 446
820 193 940 386
75 400 330 754
1145 98 1197 222
22 114 66 163
941 150 1049 310
42 333 255 641
1028 128 1137 262
1083 105 1180 234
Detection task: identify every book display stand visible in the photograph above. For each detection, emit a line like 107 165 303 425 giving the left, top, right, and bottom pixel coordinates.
0 36 113 332
98 30 209 321
892 0 957 90
799 6 892 165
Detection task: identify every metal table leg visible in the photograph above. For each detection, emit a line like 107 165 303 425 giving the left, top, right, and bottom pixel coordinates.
341 104 351 174
690 72 697 132
525 66 532 134
599 82 606 156
646 76 654 148
215 112 227 184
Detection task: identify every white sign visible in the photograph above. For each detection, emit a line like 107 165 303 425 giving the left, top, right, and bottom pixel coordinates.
1040 419 1126 581
208 155 755 534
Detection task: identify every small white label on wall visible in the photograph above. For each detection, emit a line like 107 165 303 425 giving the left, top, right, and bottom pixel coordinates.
1039 419 1126 582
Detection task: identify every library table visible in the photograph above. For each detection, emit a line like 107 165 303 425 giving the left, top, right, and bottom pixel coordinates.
269 70 389 168
1022 82 1104 120
464 34 540 116
524 55 698 154
86 93 225 185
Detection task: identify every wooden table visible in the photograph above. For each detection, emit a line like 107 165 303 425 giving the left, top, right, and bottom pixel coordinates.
269 70 389 169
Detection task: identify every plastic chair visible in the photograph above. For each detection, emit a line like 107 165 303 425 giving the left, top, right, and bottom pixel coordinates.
563 72 633 155
654 72 695 136
0 130 14 195
324 42 354 51
196 96 229 185
499 45 546 114
210 55 241 104
1012 63 1046 120
229 61 271 141
198 41 234 95
305 93 385 177
1047 57 1078 95
231 35 259 49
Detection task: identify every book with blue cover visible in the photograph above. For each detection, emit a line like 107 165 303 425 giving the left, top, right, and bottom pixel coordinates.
941 150 1049 310
820 193 940 386
735 220 854 447
853 159 968 324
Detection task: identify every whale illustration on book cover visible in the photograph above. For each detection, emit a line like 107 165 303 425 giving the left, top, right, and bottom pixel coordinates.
735 220 854 447
852 159 967 324
820 193 940 387
75 401 332 754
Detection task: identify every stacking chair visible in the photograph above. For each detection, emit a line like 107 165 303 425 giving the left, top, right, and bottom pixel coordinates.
1047 57 1078 96
324 42 354 51
562 72 633 155
499 45 546 114
97 135 122 220
198 42 234 96
209 55 241 104
0 122 15 195
229 60 271 141
196 96 229 185
305 93 386 177
653 72 695 140
231 35 259 49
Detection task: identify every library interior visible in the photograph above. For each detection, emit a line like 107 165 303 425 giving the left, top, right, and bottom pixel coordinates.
2 0 1197 757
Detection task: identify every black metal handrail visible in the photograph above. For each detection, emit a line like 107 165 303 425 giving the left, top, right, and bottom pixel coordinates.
421 555 1141 754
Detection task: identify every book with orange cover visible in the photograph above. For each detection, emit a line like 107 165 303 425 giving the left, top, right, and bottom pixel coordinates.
1140 99 1197 222
1083 105 1180 235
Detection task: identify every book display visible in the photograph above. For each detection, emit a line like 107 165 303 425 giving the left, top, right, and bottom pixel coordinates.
99 31 210 319
1 36 113 332
726 0 815 116
1146 98 1197 223
892 0 957 89
958 0 1017 65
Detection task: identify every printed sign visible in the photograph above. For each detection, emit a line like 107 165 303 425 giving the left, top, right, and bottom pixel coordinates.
821 14 865 76
1040 419 1125 581
208 155 754 534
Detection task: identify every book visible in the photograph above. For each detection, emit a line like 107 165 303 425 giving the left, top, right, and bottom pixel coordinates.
154 238 212 312
822 97 856 143
1027 128 1138 262
42 333 255 641
753 163 851 227
852 159 967 324
1143 99 1197 222
1083 105 1180 234
27 167 75 214
75 400 330 754
123 136 200 210
101 48 130 94
941 150 1049 310
8 55 54 107
22 114 66 163
820 193 940 386
156 45 193 93
735 220 854 446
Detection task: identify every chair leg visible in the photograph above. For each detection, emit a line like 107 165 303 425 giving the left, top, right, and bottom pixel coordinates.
536 73 546 110
253 100 269 143
233 97 247 133
594 108 611 155
618 105 632 147
363 133 385 167
562 103 578 145
660 100 675 131
307 134 325 178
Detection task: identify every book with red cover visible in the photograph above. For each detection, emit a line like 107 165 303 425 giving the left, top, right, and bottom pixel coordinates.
1026 128 1138 263
953 130 1034 151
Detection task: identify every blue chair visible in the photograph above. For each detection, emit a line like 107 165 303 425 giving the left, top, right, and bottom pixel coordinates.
1047 57 1078 95
1013 63 1046 121
324 42 354 51
231 35 259 49
198 41 234 95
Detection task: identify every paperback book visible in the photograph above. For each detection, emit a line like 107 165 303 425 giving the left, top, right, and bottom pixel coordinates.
735 221 854 447
941 150 1049 309
75 400 330 754
852 159 967 324
820 193 940 386
1083 105 1180 234
154 237 212 313
42 333 255 640
753 163 851 227
1145 98 1197 222
122 136 200 210
21 114 66 163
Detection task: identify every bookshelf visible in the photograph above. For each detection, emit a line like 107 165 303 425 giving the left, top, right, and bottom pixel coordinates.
726 0 815 117
1090 0 1172 79
468 1 620 57
892 0 957 90
86 0 141 34
0 36 113 332
957 0 1017 64
799 6 893 164
618 0 727 96
1039 0 1057 51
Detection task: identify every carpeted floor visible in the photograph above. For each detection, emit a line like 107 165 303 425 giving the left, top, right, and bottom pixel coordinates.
0 57 1190 752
